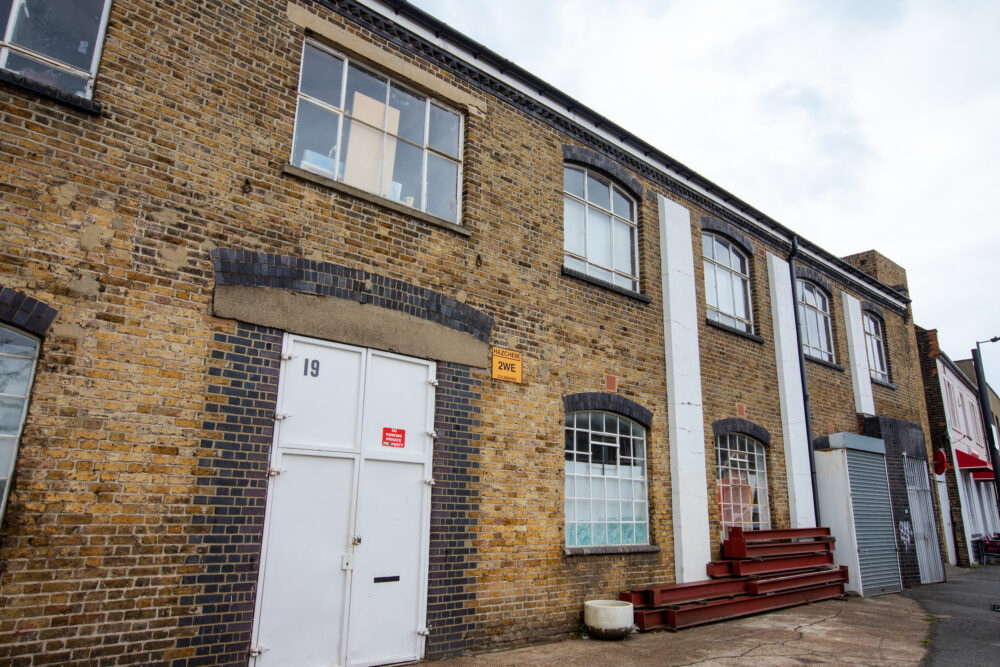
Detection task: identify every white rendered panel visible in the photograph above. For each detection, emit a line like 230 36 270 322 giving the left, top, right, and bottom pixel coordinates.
658 194 710 582
767 253 816 528
842 292 875 415
279 338 365 451
255 452 355 667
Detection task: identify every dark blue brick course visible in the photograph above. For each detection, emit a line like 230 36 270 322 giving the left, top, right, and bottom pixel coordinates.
0 286 58 337
211 248 493 344
563 392 653 428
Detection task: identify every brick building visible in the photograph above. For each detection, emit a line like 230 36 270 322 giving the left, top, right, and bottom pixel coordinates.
1 1 940 664
918 331 1000 565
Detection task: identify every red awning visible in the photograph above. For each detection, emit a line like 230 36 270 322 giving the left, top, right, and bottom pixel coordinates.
955 449 993 472
972 471 997 481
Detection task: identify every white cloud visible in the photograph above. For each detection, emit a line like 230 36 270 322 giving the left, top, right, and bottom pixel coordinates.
409 0 1000 383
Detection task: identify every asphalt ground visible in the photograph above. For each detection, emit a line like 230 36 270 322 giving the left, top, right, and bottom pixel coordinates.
902 564 1000 666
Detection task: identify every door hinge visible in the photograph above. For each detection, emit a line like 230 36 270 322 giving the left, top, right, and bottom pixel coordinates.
427 430 438 439
273 412 290 421
427 379 439 386
424 478 436 486
280 352 293 360
267 467 285 477
249 644 269 657
417 626 431 636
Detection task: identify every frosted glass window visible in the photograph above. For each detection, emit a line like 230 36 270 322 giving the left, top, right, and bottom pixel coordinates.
292 40 463 222
0 0 112 99
565 411 649 547
563 166 639 292
0 325 39 527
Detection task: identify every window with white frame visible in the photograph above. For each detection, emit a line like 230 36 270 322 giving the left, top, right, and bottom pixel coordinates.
563 166 638 292
716 433 770 535
703 232 753 332
565 411 648 547
291 40 463 223
862 312 889 383
796 279 834 362
1 0 112 99
0 325 39 525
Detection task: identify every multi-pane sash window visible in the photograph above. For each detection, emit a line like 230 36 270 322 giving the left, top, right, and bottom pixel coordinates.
0 325 39 526
862 312 889 383
796 279 835 362
0 0 112 99
703 232 753 332
563 166 638 291
565 411 648 547
291 41 463 223
716 433 770 535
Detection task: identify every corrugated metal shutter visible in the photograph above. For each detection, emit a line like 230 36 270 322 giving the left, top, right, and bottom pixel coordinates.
846 449 902 595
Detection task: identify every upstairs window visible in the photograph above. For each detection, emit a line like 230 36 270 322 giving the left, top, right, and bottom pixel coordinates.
702 232 753 332
796 279 834 362
0 325 39 526
565 411 648 547
291 40 463 223
0 0 112 99
563 166 638 292
862 312 889 383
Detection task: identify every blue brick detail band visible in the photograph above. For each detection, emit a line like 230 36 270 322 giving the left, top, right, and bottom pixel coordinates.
211 248 493 344
563 392 653 428
711 418 772 446
562 144 643 200
0 286 58 337
700 217 754 258
426 362 483 658
180 322 281 665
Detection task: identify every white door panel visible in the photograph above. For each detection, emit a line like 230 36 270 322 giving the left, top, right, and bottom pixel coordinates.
362 351 434 459
349 459 427 665
253 336 434 667
279 339 365 451
255 452 355 666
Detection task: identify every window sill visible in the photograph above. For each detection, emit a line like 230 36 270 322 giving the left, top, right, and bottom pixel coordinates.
1 69 102 115
804 354 844 372
561 266 651 303
282 163 471 237
564 544 660 557
705 318 764 343
872 376 897 390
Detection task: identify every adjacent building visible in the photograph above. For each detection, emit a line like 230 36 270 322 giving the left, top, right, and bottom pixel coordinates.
0 1 948 664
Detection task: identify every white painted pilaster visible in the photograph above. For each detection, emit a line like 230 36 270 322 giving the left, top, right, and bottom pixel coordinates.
658 194 711 582
842 292 876 415
767 253 816 528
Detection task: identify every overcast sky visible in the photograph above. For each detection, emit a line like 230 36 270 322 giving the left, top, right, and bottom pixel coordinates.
409 0 1000 389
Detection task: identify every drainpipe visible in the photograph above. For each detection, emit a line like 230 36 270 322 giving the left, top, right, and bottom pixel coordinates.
787 236 821 526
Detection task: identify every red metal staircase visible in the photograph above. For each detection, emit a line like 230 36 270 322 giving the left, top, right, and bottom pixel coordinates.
621 527 848 631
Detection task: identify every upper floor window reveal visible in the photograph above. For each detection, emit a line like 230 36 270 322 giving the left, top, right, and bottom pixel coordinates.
292 40 463 223
862 312 889 383
0 0 112 99
563 166 638 292
565 411 649 547
796 279 834 363
0 324 40 527
702 232 753 332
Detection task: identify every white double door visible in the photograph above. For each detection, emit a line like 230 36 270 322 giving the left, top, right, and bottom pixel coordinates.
251 335 436 667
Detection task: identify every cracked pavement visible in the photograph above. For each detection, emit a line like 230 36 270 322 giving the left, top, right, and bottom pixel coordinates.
424 594 929 666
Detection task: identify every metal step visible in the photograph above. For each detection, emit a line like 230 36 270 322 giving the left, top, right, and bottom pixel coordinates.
726 526 831 542
729 551 835 576
635 582 845 631
746 566 848 595
723 536 836 559
621 577 750 608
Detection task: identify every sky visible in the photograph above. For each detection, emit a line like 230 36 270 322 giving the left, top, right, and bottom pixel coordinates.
408 0 1000 389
